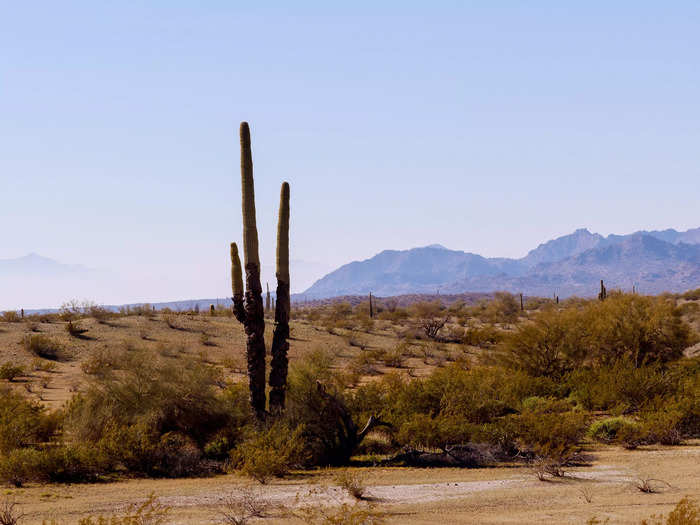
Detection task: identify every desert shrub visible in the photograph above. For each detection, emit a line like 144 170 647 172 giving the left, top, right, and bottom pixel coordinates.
567 361 672 412
231 422 306 483
334 469 368 499
496 294 694 378
515 398 588 462
394 414 477 450
65 320 88 337
483 292 520 324
0 388 60 455
678 301 700 317
587 417 638 443
292 497 385 525
218 487 272 524
80 348 121 377
0 445 107 486
410 300 444 319
0 311 21 323
462 323 503 348
681 288 700 301
349 364 557 455
350 351 380 376
66 349 249 476
586 293 694 366
495 308 589 377
640 496 700 525
0 363 24 382
23 335 65 361
381 347 405 368
639 408 686 446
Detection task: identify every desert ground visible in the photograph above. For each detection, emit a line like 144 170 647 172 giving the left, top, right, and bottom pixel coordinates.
1 292 699 524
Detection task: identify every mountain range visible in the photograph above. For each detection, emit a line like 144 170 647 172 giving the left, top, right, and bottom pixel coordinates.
302 227 700 298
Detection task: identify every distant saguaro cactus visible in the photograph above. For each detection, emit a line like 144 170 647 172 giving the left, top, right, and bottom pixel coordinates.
369 292 374 318
598 279 607 301
230 122 292 418
269 181 290 413
266 283 271 312
519 293 523 312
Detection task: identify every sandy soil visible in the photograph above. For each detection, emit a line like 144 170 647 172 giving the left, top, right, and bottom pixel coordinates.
5 444 698 524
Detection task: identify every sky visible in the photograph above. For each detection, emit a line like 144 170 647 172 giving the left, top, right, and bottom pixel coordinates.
1 2 699 308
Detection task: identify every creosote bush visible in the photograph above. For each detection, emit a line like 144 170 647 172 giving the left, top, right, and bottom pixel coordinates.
23 335 65 361
230 422 306 483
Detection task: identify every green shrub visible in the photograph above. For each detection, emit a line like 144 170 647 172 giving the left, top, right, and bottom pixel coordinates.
640 408 685 446
231 422 306 483
66 349 250 477
462 323 503 348
0 388 60 455
0 445 106 486
587 417 639 443
515 399 588 462
496 294 694 378
567 361 672 412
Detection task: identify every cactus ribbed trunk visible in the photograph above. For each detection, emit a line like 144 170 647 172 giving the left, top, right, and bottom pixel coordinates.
269 182 290 413
237 122 267 420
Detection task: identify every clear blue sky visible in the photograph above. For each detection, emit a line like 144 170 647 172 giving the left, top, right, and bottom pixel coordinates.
1 2 699 307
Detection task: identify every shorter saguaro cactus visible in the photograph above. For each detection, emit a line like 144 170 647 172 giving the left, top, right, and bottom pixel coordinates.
369 292 374 318
266 283 271 312
598 279 607 301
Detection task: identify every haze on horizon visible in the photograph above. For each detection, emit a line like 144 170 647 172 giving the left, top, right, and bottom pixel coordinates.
1 2 699 309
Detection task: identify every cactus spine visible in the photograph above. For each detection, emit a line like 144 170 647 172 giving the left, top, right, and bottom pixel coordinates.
231 122 267 420
269 181 290 413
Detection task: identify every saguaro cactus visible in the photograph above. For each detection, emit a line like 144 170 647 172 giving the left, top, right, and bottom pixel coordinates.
519 293 524 312
369 292 374 318
231 122 267 419
266 283 271 312
598 279 607 301
269 182 290 412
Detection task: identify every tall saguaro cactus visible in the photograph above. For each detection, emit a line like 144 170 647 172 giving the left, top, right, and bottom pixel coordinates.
269 182 290 412
230 122 292 419
231 122 267 419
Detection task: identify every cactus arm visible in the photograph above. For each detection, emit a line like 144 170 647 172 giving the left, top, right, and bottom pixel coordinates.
269 181 290 412
230 242 246 323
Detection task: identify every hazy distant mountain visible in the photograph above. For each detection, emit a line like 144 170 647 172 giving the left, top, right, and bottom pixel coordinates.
0 254 109 310
0 253 89 276
303 228 700 298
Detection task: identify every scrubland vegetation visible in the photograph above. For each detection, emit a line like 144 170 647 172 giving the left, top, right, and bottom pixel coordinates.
0 289 698 523
1 126 697 522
